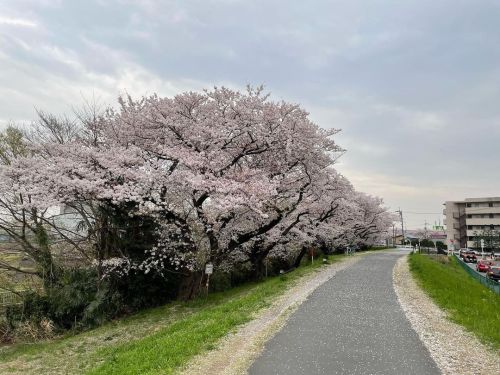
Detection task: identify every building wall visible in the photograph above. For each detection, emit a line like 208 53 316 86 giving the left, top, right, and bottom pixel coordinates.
444 201 466 249
444 197 500 249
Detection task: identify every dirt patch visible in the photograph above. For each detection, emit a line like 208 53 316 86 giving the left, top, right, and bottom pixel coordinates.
179 254 364 375
393 255 500 375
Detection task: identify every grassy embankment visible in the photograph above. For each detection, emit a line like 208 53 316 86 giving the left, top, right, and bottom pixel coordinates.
0 254 346 374
409 254 500 350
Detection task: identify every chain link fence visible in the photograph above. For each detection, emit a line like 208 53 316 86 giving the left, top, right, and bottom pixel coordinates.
454 254 500 295
0 291 23 308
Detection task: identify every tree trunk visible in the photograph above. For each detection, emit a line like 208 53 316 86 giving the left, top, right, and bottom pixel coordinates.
177 271 204 300
34 223 61 288
293 246 308 268
248 249 268 280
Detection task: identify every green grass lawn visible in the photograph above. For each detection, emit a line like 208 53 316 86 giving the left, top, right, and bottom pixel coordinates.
409 254 500 350
0 254 345 374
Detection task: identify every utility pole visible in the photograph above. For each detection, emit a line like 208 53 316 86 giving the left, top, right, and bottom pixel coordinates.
396 208 405 246
423 220 430 241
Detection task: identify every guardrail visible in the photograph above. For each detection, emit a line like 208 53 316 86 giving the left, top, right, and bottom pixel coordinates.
453 254 500 295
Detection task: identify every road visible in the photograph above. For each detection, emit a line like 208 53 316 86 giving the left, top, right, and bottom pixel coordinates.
249 250 440 375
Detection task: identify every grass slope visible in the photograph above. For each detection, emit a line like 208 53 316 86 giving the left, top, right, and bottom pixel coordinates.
0 255 344 374
409 254 500 350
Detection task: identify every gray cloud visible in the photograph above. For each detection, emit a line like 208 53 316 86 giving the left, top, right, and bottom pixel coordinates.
1 0 499 228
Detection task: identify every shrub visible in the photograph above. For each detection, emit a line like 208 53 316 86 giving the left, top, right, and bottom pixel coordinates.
209 271 232 292
112 270 182 310
14 318 55 341
6 292 51 329
0 319 14 344
436 241 447 252
48 268 101 328
6 268 114 331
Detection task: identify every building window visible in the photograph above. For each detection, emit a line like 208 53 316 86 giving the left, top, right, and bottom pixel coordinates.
466 203 471 207
468 236 474 241
467 214 472 218
489 213 494 218
489 202 493 207
490 225 494 230
467 225 472 230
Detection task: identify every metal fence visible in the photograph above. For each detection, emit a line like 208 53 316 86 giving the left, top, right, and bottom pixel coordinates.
454 255 500 295
0 291 22 308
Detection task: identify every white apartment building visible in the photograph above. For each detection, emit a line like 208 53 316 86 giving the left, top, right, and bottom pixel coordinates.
444 197 500 249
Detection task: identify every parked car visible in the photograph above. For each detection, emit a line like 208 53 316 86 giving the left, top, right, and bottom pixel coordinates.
461 251 477 263
486 266 500 282
437 247 447 255
476 259 493 273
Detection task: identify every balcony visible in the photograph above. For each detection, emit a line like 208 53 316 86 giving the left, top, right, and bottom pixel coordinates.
465 206 500 215
466 240 477 248
466 218 500 226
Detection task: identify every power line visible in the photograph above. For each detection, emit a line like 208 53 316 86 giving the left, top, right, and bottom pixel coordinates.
404 212 442 215
404 207 498 215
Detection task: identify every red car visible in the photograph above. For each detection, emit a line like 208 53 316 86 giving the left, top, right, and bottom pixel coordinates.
476 259 493 272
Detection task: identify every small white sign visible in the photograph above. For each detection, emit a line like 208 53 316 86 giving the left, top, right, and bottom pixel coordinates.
205 263 213 275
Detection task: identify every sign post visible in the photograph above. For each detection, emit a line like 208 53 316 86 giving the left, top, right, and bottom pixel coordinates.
449 240 455 256
205 263 213 295
481 239 485 259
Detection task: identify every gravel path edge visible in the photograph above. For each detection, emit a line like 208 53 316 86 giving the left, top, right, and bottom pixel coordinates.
393 255 500 375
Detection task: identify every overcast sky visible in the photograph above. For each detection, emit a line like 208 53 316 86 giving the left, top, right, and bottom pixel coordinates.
1 0 499 229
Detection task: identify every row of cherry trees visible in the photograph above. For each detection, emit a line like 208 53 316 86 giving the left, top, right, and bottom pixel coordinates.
1 87 393 298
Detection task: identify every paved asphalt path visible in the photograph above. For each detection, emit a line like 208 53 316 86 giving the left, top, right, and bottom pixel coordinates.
249 251 440 375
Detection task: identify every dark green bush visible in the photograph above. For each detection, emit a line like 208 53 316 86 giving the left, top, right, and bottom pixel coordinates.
6 263 187 335
110 271 181 310
7 269 113 329
209 271 232 292
436 241 447 251
6 292 51 329
81 285 123 327
48 268 100 328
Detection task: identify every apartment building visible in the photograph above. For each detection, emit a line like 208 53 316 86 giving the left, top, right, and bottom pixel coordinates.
444 197 500 249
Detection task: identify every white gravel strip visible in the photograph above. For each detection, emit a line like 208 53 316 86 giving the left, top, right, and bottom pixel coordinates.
393 255 500 375
179 254 365 375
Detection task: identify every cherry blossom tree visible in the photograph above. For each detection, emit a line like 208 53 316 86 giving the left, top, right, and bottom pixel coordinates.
1 86 393 298
0 126 60 285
